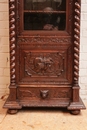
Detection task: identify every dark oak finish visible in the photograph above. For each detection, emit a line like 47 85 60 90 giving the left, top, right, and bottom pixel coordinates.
3 0 86 114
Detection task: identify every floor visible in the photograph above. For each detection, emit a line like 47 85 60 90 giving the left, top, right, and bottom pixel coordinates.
0 97 87 130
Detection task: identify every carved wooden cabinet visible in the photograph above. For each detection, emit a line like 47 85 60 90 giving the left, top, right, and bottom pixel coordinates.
4 0 86 114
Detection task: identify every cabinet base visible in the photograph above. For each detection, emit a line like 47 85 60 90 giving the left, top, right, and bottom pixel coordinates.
3 97 86 115
3 98 22 109
67 97 86 110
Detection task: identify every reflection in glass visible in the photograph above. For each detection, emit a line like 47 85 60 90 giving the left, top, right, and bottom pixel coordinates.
24 13 66 30
24 0 66 11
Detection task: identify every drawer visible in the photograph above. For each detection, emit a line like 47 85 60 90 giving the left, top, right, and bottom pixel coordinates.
17 87 72 100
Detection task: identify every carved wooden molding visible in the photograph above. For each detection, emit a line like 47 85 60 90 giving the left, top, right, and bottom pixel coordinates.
68 0 73 34
74 0 81 85
18 37 72 44
9 0 16 86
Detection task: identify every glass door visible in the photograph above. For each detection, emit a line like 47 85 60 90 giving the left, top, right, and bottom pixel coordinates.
23 0 66 31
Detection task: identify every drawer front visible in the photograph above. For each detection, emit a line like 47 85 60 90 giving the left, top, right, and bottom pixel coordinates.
17 87 72 100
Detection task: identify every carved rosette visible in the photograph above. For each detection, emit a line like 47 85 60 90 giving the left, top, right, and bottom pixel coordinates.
9 0 16 86
74 0 81 85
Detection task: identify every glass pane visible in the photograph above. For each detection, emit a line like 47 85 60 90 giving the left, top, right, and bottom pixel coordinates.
24 12 66 30
24 0 66 11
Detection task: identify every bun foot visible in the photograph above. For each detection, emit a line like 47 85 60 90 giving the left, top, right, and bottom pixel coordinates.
7 109 18 114
70 110 80 115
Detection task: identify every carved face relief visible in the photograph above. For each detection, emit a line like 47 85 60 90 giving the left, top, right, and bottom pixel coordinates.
40 90 49 99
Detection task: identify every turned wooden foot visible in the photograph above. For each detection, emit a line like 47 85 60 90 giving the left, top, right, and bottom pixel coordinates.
7 109 18 114
70 110 80 115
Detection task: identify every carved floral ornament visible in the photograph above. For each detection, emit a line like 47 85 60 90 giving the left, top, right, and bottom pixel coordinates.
18 37 72 44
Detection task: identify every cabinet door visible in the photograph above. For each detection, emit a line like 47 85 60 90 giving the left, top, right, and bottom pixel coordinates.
16 0 74 85
17 38 73 85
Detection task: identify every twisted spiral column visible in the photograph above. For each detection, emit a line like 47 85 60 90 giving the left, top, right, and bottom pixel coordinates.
9 0 16 86
74 0 81 85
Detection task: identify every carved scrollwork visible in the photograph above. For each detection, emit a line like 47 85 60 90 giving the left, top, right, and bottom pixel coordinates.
74 0 81 85
18 37 71 44
25 52 65 77
18 90 37 98
9 0 16 86
57 90 70 98
53 89 71 98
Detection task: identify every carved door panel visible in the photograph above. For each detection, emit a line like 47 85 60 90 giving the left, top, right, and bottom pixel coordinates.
17 40 73 85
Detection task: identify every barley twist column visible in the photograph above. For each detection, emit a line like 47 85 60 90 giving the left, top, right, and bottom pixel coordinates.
73 0 81 102
9 0 16 86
